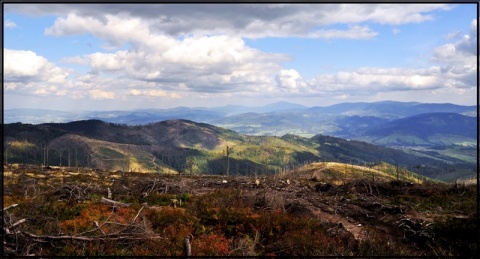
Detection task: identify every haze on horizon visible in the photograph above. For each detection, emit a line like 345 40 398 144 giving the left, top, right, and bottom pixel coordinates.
3 3 478 111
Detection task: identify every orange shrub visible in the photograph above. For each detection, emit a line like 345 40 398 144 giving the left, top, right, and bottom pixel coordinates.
60 203 136 235
193 233 230 256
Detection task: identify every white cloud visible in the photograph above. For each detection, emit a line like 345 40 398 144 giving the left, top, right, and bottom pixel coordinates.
4 49 70 83
4 19 18 28
35 4 461 101
310 67 444 93
433 19 477 60
127 89 182 99
59 15 288 94
35 4 453 40
444 31 461 40
4 49 48 79
346 4 451 25
4 4 474 108
308 25 377 39
45 13 150 49
429 18 477 91
276 69 307 91
129 89 142 96
89 89 116 99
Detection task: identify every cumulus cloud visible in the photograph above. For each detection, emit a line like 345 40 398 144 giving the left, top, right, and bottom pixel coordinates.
59 14 288 94
310 67 444 93
276 17 477 99
17 4 459 99
89 89 116 99
429 18 477 90
45 13 150 49
277 60 474 99
433 19 477 60
276 69 307 91
9 4 449 40
4 49 70 84
4 4 473 107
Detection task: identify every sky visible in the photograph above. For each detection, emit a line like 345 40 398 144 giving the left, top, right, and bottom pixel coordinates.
3 3 478 111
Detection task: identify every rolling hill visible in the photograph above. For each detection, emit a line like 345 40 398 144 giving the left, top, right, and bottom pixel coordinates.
4 119 476 181
211 102 476 139
358 112 477 147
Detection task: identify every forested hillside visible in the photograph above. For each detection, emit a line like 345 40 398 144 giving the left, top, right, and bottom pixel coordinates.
4 119 476 181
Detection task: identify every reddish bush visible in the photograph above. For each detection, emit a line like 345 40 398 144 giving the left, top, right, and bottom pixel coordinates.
193 233 230 256
59 203 136 235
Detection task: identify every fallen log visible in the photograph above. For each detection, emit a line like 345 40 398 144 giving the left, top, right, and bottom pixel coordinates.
23 231 162 242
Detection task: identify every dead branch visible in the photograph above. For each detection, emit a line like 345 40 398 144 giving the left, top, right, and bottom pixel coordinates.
22 231 162 242
3 203 19 211
10 218 27 228
101 197 130 207
131 206 145 224
94 221 106 235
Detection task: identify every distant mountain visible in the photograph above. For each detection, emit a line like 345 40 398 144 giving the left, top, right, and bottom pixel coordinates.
4 119 476 181
5 101 475 126
357 113 477 147
4 109 90 124
3 101 308 125
4 101 477 150
307 101 475 118
213 102 476 138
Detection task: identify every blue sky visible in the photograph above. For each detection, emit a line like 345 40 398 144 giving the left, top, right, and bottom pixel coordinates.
3 3 478 111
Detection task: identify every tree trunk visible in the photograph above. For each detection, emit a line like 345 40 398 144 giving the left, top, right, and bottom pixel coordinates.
183 235 192 257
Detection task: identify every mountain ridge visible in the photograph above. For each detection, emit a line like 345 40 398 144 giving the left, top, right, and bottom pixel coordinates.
4 119 476 181
5 101 475 125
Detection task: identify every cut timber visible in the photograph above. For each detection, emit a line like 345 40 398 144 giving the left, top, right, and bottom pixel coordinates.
101 197 130 207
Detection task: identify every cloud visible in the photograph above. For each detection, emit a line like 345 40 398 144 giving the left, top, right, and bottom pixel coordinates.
278 17 476 98
8 4 450 40
308 25 377 39
4 49 70 84
37 4 457 99
278 58 475 98
89 89 116 99
60 16 288 94
128 89 182 99
5 4 473 107
444 31 461 40
4 19 18 28
308 67 444 94
340 4 452 25
429 18 477 90
45 13 151 49
433 19 477 60
276 69 307 91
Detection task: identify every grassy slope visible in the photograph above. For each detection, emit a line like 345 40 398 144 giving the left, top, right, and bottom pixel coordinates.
290 161 429 184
